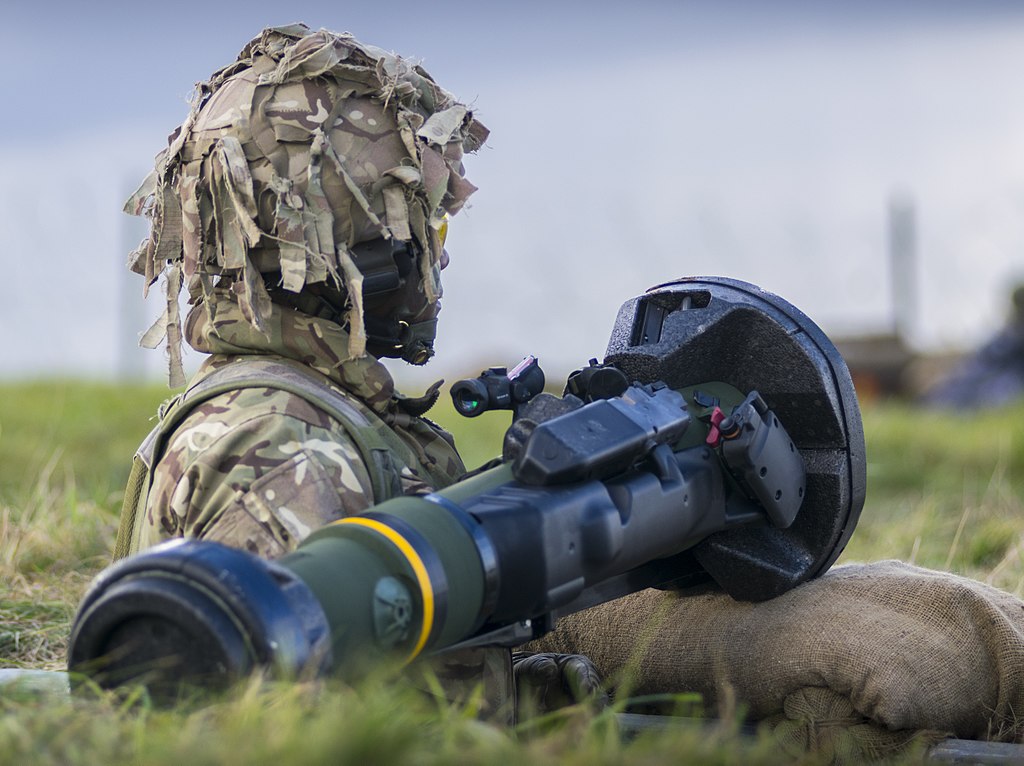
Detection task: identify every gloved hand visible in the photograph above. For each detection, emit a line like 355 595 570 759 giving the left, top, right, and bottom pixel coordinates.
512 651 608 715
524 561 1024 757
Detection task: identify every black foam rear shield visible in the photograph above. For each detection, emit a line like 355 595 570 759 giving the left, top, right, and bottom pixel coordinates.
606 277 866 601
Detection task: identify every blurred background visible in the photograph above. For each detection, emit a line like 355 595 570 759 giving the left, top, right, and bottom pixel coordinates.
3 0 1024 400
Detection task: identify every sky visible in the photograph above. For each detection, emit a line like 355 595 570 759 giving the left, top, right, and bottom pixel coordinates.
3 0 1024 390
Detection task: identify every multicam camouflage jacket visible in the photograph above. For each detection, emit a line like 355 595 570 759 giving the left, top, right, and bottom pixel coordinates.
122 296 465 558
117 297 514 723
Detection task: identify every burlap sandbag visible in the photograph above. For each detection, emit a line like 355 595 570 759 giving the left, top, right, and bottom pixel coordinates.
526 560 1024 750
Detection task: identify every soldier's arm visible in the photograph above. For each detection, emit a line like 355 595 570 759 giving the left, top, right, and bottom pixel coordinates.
141 388 376 559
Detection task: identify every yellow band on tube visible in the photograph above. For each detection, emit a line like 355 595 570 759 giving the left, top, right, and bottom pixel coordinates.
332 516 434 662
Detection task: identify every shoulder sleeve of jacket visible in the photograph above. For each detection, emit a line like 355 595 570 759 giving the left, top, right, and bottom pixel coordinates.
141 387 375 559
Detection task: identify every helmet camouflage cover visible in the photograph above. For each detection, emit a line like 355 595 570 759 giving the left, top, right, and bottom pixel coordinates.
126 23 488 385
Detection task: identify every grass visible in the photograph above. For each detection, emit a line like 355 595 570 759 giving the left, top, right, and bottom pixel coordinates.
0 676 806 766
1 380 1023 763
841 402 1024 594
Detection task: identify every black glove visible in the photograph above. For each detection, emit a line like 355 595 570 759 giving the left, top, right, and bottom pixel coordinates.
512 651 608 714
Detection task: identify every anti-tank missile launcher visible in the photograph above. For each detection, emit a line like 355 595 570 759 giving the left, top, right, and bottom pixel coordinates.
68 277 866 695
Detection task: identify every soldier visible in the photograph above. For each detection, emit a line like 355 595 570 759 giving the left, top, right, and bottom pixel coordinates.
115 23 524 720
117 23 481 562
116 23 1024 759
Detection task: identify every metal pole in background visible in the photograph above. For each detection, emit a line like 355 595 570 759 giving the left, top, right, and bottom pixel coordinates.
888 193 918 345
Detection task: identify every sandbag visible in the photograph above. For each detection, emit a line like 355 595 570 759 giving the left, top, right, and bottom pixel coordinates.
527 561 1024 749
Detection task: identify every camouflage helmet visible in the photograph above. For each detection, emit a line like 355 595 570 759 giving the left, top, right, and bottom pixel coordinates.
125 24 488 385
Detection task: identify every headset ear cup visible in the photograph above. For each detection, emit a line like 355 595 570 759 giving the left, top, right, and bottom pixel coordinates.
271 234 438 364
349 238 404 297
324 236 436 363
